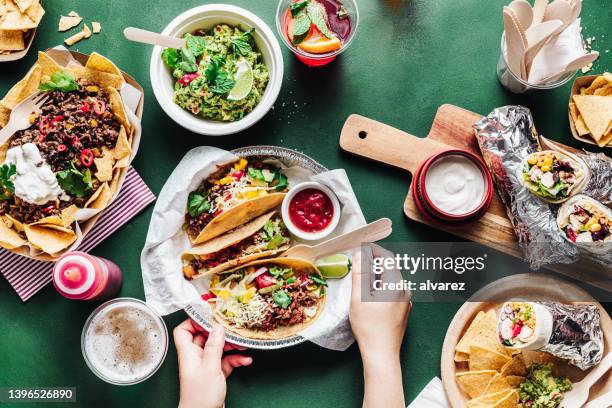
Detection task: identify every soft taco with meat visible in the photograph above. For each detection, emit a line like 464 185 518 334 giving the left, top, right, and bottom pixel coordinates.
182 211 290 279
520 150 588 203
185 157 288 244
557 195 611 253
202 258 327 340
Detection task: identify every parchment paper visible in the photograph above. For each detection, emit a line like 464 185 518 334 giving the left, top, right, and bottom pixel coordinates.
141 146 366 351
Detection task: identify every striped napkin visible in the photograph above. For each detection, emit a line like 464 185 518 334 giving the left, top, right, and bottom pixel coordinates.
0 167 155 301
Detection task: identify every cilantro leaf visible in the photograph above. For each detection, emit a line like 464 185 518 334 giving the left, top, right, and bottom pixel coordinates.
187 192 211 217
0 163 16 200
162 48 181 68
231 28 255 56
272 290 292 309
306 1 333 39
290 0 309 16
209 71 235 94
310 275 328 287
273 172 288 191
39 70 79 93
185 34 206 58
263 220 289 250
56 163 93 198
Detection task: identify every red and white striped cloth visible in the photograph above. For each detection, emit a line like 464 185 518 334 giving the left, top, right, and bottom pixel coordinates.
0 167 156 301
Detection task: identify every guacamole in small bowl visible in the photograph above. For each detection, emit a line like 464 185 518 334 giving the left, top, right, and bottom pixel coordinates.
162 24 269 122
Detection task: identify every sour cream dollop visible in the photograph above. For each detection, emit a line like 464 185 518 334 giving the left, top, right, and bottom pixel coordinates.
3 143 66 205
424 155 485 215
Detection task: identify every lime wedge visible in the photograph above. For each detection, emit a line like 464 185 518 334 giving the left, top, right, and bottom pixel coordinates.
227 60 253 101
315 254 351 279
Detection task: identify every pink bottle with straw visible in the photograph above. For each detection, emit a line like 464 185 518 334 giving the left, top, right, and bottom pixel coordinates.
53 251 122 301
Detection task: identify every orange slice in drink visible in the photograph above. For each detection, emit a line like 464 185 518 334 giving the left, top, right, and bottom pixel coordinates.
298 36 342 54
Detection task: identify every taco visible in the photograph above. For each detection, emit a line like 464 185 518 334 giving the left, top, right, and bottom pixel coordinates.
203 258 327 340
0 51 132 256
182 211 290 279
185 157 288 244
557 195 611 252
520 150 588 203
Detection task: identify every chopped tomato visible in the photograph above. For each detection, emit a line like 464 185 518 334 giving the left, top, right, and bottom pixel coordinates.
201 292 217 302
255 272 277 289
511 322 523 337
233 170 244 181
178 72 200 86
80 102 91 113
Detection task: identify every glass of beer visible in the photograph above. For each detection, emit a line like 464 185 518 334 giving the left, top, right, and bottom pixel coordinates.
81 298 168 385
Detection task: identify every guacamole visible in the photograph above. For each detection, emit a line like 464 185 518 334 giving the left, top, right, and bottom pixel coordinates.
519 363 572 408
162 25 269 122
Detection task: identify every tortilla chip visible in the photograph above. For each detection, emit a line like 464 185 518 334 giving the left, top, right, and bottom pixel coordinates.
23 1 43 25
456 370 497 398
108 167 123 197
58 15 82 32
64 30 86 46
60 205 78 227
569 102 591 136
24 223 76 254
14 0 35 13
599 130 612 147
455 351 470 362
583 76 609 95
83 23 92 39
94 148 114 182
107 87 130 132
482 373 514 396
504 375 524 388
85 182 111 209
0 102 10 128
0 216 27 249
469 345 511 371
37 51 63 79
30 215 64 227
0 30 25 51
573 95 612 142
92 21 101 34
68 11 79 17
493 389 519 408
456 310 509 357
467 390 513 407
0 5 41 30
1 64 41 109
594 84 612 96
500 354 527 377
111 125 132 164
86 52 122 77
69 66 123 89
4 214 24 232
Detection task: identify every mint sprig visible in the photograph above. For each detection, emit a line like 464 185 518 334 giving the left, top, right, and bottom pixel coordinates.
306 1 333 39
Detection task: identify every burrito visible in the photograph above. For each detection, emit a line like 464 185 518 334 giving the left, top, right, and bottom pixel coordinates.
557 195 611 252
182 211 290 279
520 150 588 203
203 258 327 340
185 157 288 244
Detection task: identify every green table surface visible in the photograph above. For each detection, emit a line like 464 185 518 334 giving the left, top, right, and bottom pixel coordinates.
0 0 610 407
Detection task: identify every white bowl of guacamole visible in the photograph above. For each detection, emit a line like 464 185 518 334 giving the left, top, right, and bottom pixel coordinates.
150 4 284 136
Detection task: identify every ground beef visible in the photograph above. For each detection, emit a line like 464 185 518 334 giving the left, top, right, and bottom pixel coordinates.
258 280 318 332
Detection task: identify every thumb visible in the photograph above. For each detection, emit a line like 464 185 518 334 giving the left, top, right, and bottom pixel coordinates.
201 323 225 369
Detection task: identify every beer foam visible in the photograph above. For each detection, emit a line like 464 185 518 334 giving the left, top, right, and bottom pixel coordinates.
84 302 166 383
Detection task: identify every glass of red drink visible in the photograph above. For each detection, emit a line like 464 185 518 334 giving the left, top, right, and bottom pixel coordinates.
275 0 359 67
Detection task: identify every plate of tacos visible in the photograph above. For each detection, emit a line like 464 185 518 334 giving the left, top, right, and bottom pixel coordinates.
441 274 611 408
0 50 142 260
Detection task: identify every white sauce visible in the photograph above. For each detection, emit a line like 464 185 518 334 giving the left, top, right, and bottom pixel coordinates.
3 143 66 205
424 155 485 215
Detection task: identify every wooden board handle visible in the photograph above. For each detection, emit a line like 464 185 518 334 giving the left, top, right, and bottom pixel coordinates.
339 114 448 173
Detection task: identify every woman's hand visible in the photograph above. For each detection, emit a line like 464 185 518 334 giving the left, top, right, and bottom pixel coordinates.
174 319 253 408
349 244 411 408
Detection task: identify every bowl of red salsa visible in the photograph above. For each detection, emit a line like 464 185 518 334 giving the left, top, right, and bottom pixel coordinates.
281 181 340 240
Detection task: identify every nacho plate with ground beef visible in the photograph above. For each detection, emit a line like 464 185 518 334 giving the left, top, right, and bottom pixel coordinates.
0 50 143 259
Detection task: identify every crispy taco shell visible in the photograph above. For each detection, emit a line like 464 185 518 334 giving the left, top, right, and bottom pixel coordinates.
182 211 289 279
192 193 286 244
557 194 611 254
520 150 589 204
213 257 326 340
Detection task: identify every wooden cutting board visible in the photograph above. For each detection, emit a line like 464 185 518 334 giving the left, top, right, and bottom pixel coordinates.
339 104 611 291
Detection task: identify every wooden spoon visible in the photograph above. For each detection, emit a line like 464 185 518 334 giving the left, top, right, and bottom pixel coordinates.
280 218 392 262
543 0 574 34
503 7 528 80
532 0 549 25
564 0 582 22
524 20 563 73
561 352 612 408
536 51 599 84
123 27 184 49
508 0 533 30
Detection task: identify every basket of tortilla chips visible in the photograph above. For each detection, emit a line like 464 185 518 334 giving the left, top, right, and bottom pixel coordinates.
0 0 45 62
568 73 612 148
0 49 143 260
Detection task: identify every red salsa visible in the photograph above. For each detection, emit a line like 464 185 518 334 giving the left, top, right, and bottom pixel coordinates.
288 188 334 232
